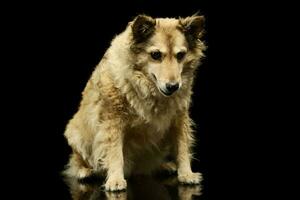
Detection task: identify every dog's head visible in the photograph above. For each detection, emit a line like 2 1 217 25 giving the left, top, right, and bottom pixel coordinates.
130 15 205 97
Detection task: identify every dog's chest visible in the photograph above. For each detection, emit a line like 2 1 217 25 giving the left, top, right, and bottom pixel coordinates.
125 116 172 144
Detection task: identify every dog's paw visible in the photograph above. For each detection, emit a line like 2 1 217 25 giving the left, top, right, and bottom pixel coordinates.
178 172 203 184
160 161 177 174
78 168 92 179
105 191 127 200
105 177 127 191
178 185 202 200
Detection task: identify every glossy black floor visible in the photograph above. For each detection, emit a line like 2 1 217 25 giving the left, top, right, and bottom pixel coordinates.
60 173 207 200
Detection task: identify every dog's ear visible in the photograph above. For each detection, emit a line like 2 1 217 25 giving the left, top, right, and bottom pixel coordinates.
131 15 156 43
180 15 205 40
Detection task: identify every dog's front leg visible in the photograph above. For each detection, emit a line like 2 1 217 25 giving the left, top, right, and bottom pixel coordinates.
93 120 126 191
176 114 202 184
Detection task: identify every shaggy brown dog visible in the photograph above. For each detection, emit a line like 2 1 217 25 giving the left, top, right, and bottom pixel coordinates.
64 14 206 191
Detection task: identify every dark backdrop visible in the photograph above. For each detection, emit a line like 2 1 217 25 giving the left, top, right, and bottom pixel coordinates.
3 0 285 199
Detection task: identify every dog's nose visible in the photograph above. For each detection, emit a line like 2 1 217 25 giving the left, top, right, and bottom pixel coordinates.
165 83 179 94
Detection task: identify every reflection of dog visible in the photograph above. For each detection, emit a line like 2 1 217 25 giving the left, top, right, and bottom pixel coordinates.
64 176 202 200
63 14 206 191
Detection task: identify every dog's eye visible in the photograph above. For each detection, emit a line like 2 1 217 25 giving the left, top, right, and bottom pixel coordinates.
151 51 162 60
176 51 186 61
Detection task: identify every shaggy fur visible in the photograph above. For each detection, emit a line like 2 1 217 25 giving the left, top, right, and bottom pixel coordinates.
63 14 206 191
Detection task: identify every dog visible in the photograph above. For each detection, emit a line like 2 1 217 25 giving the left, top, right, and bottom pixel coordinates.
63 14 206 191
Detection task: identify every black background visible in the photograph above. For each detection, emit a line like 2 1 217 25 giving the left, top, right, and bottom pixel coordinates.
3 0 289 199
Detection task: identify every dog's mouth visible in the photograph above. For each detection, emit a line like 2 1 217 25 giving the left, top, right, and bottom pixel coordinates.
158 88 173 97
151 73 157 81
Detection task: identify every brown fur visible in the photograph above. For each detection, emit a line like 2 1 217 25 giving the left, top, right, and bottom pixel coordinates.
63 14 206 191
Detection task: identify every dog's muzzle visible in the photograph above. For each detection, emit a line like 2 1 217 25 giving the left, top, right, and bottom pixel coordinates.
159 82 180 96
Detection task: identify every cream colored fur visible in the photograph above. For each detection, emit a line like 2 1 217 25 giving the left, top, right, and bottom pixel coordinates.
63 15 206 191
